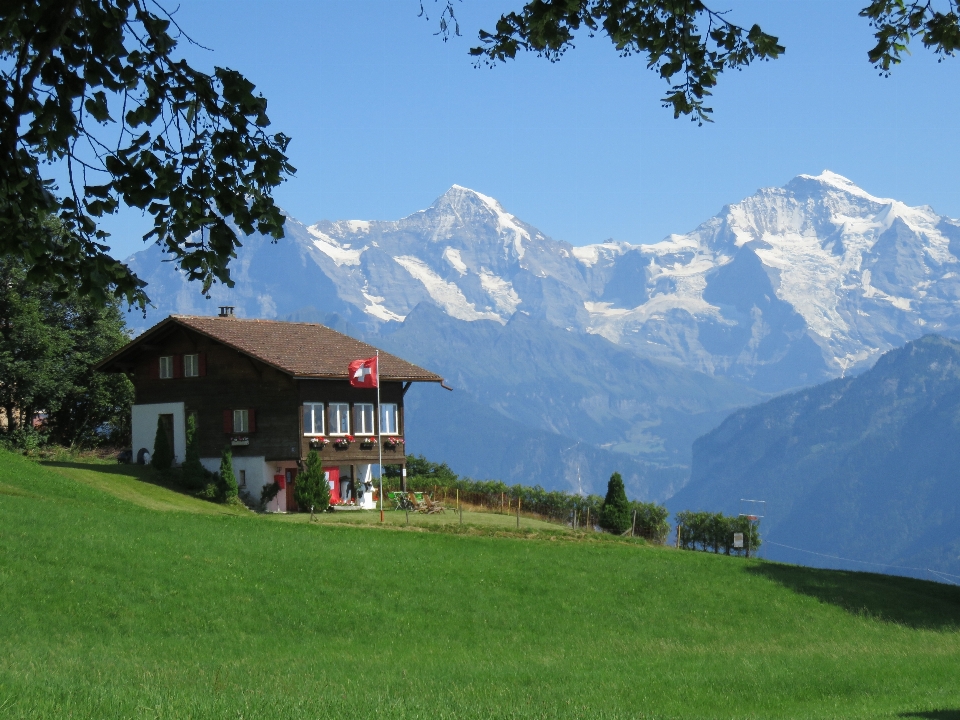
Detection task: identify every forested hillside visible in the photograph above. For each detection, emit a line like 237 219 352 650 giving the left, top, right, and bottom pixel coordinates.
669 335 960 580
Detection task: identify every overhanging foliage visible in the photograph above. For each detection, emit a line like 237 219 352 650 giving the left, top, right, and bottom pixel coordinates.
427 1 960 123
0 0 294 309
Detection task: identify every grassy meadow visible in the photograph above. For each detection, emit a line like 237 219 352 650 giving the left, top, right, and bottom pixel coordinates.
1 451 960 718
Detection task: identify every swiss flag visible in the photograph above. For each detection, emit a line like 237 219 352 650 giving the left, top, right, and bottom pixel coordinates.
348 356 378 388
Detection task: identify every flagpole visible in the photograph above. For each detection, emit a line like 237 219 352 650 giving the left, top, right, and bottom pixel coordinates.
377 350 383 523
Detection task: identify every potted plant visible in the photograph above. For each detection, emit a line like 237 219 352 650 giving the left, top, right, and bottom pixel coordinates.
359 436 377 448
334 435 354 450
309 437 329 450
384 436 404 449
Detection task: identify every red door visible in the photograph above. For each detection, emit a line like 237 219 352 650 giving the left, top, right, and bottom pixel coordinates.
285 468 298 512
326 467 340 504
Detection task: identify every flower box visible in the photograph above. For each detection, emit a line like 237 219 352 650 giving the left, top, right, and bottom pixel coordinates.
384 437 404 449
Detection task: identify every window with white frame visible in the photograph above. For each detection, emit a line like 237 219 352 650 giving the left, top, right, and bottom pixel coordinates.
303 403 324 435
329 403 350 435
159 355 173 379
233 409 249 433
183 354 199 377
380 403 398 434
354 403 375 435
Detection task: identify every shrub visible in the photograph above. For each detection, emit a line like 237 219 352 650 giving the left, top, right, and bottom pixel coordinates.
181 414 205 490
151 416 172 471
218 448 238 502
629 500 670 543
675 510 761 556
0 426 48 455
259 481 281 512
599 472 631 534
294 450 330 512
199 480 220 500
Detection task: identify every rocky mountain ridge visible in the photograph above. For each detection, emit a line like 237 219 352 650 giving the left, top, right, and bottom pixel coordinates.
129 172 960 393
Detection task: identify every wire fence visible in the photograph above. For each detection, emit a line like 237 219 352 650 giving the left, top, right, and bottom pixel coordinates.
379 475 669 542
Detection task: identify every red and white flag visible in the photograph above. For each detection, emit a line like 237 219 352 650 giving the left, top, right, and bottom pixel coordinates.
348 356 378 388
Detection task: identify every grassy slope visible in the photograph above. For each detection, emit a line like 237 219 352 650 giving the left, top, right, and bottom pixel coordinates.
1 453 959 719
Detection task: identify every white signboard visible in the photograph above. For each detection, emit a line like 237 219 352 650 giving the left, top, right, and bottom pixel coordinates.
733 533 744 548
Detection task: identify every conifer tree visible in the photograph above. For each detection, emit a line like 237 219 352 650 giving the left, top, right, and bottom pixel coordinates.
294 450 330 512
181 414 205 490
599 471 631 534
151 416 172 471
218 447 239 502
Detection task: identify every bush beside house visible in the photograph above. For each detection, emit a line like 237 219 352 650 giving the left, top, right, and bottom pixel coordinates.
151 416 172 471
294 450 330 512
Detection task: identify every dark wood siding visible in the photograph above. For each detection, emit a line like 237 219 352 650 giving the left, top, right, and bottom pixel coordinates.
131 326 300 461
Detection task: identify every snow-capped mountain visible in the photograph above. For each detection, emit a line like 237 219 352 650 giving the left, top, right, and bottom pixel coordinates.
124 172 960 496
129 171 960 394
129 184 587 329
302 184 592 329
579 171 960 389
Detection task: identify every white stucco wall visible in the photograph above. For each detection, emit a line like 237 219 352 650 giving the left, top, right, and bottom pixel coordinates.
131 403 186 466
201 456 297 512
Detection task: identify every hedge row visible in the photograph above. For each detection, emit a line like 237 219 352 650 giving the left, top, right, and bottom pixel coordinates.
383 455 670 543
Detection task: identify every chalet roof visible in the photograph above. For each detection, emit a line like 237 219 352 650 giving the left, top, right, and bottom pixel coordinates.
96 315 446 384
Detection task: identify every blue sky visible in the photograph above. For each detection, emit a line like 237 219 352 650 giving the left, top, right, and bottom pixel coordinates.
101 0 960 259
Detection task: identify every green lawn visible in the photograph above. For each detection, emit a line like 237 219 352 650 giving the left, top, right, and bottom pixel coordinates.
1 452 960 719
43 460 569 531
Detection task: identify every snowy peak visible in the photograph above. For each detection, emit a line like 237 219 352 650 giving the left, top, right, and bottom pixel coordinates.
797 169 879 199
127 172 960 394
573 171 960 386
412 185 535 264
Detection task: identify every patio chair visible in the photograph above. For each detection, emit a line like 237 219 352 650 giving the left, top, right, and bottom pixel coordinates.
424 494 445 514
408 492 428 513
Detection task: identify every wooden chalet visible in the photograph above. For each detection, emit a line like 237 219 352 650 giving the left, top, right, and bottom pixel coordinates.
95 309 446 511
